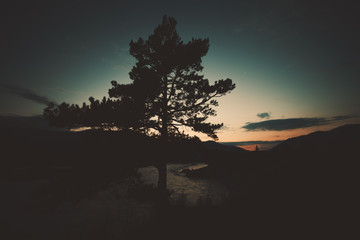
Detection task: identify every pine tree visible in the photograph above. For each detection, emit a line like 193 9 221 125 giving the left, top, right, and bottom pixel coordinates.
109 15 235 192
110 15 235 140
44 15 235 193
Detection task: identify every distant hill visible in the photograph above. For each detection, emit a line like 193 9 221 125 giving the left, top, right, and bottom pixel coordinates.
0 115 63 131
221 140 284 151
271 124 360 155
0 116 207 168
202 140 248 152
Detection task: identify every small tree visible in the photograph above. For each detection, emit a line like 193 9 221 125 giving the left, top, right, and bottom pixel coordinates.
44 15 235 193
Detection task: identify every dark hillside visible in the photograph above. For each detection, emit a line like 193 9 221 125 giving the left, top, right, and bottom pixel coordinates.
186 124 360 230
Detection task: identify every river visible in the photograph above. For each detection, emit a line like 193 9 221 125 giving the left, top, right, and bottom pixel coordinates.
138 163 228 205
0 163 229 238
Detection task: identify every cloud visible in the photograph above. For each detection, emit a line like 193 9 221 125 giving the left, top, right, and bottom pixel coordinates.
331 115 353 121
0 83 54 105
257 112 270 119
242 116 354 131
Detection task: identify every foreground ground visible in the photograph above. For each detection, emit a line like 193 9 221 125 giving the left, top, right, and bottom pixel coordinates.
1 125 358 239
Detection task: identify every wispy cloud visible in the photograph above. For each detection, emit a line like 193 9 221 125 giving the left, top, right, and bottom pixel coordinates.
242 116 354 131
257 112 271 119
0 83 54 105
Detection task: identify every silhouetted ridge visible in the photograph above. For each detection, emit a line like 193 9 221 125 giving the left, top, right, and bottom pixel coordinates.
202 140 247 152
0 115 63 131
271 124 360 154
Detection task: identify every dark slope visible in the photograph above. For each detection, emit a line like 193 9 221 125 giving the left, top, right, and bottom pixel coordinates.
190 124 360 228
202 140 248 152
271 124 360 157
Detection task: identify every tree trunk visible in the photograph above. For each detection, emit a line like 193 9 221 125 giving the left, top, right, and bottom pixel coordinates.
157 119 168 194
153 78 169 203
157 82 169 194
154 125 168 205
157 161 167 194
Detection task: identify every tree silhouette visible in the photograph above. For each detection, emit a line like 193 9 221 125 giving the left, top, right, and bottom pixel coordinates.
110 15 235 141
44 96 144 131
44 15 235 194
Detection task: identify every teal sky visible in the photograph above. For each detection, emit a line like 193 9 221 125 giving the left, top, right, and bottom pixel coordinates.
1 0 359 142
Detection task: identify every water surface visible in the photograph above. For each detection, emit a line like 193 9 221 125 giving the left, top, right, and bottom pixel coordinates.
138 163 228 205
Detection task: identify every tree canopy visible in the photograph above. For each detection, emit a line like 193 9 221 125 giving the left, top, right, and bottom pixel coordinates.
44 15 235 141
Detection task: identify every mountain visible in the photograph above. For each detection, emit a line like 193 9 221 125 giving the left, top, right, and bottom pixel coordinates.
202 140 248 152
0 115 63 131
271 124 360 155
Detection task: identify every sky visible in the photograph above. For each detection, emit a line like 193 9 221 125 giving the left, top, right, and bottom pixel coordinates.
1 0 359 146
